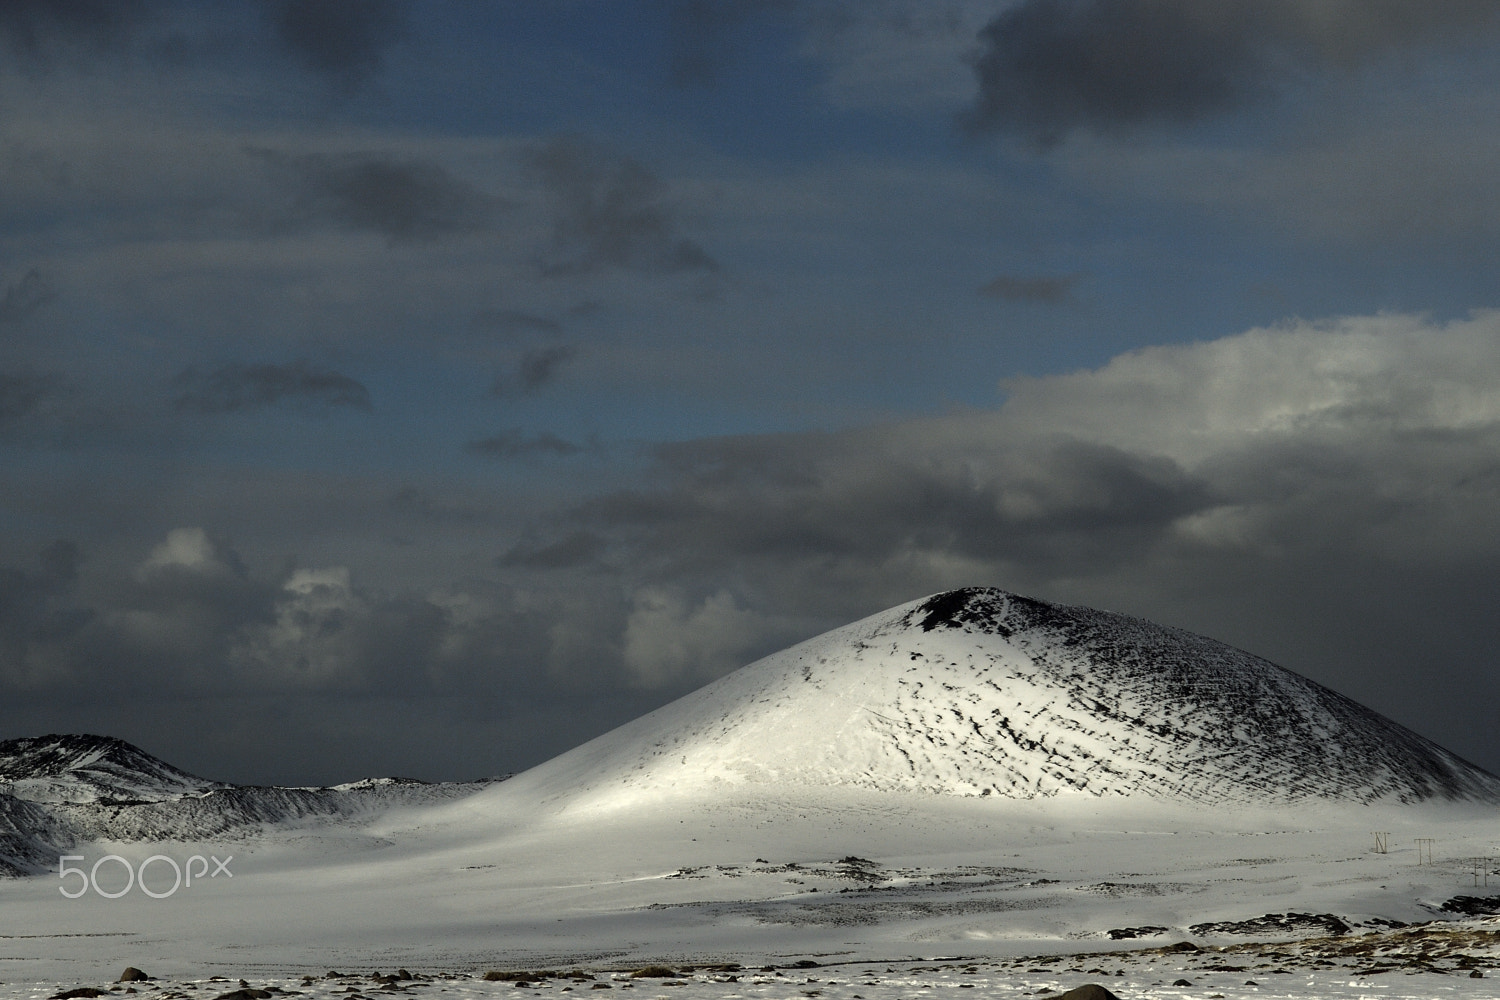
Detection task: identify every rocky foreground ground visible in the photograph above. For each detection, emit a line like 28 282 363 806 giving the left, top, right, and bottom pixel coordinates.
6 918 1500 1000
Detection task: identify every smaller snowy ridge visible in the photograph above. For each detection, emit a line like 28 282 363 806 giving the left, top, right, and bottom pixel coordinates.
0 733 226 804
332 776 428 791
499 588 1500 812
0 734 502 877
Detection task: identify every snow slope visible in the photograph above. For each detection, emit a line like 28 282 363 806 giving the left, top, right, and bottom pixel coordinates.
475 588 1500 818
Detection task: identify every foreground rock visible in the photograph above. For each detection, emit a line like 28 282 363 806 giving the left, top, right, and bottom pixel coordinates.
1057 987 1120 1000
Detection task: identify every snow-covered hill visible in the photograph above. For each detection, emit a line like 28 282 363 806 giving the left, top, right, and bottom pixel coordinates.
0 733 228 804
0 734 501 875
491 587 1500 815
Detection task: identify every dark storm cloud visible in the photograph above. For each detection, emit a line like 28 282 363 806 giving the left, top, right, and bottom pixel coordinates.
0 0 149 59
0 526 440 700
965 0 1500 142
263 0 407 89
966 0 1269 142
0 522 648 785
247 148 505 242
526 137 719 275
980 272 1077 303
467 430 585 459
0 529 400 699
83 532 275 694
0 270 57 324
172 361 372 415
582 431 1210 580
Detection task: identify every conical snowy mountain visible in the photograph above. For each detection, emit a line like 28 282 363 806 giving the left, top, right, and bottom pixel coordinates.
501 588 1500 812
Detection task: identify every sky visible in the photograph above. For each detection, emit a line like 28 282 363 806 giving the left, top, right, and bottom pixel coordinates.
4 0 1500 787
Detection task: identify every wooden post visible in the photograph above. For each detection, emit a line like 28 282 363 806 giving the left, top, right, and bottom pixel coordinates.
1372 832 1389 854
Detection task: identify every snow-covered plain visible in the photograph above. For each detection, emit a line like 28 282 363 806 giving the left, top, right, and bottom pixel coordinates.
4 590 1500 1000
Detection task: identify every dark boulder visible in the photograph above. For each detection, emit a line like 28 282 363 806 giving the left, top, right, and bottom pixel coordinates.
1057 986 1120 1000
